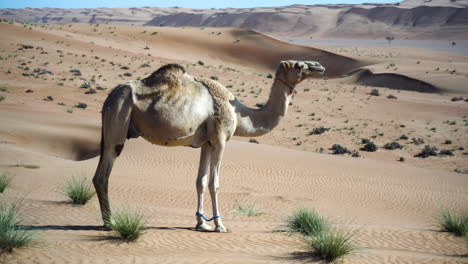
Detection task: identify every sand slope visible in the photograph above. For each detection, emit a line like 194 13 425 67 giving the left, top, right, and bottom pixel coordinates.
1 130 467 263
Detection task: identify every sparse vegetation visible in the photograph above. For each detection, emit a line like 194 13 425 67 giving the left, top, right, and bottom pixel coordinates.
400 135 409 140
370 89 380 96
437 209 467 237
351 151 360 158
0 95 4 103
361 138 371 144
69 69 82 76
85 88 97 94
0 202 36 253
284 209 357 262
14 164 40 169
284 209 327 236
249 138 259 144
308 126 329 135
63 175 95 205
111 208 146 242
384 142 402 150
75 103 87 109
387 94 397 99
330 144 350 154
439 149 454 156
414 145 438 158
231 203 263 216
304 228 357 262
361 142 378 152
411 137 424 145
0 172 13 193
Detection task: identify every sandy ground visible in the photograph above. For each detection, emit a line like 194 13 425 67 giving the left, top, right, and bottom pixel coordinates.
0 21 467 263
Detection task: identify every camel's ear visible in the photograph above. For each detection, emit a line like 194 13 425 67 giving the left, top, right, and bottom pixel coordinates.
280 61 293 70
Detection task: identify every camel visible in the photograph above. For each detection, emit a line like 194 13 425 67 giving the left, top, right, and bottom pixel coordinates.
93 60 325 232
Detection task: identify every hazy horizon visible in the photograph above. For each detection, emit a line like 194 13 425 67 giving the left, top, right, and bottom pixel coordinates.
0 0 400 9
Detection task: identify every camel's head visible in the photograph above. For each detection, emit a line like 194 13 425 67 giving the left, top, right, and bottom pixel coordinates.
275 60 325 94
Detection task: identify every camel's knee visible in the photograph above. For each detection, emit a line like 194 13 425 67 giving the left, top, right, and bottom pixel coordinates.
92 174 107 188
196 176 208 190
208 182 219 194
115 144 124 157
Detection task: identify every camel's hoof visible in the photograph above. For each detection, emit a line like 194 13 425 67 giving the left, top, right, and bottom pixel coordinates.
195 222 212 232
214 225 230 233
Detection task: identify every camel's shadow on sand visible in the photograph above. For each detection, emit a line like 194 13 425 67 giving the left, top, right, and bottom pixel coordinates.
20 225 199 243
21 225 194 232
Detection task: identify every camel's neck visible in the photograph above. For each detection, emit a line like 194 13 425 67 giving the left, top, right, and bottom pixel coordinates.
232 78 293 137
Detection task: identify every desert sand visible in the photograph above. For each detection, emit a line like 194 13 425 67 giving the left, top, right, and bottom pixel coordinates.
0 17 467 264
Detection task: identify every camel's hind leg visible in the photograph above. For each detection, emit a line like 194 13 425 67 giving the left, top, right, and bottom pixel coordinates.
93 84 134 227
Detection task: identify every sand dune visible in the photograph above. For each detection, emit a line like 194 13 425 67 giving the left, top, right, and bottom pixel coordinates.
1 0 468 40
0 19 467 264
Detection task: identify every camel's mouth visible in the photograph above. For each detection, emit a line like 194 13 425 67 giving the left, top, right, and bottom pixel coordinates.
310 65 325 75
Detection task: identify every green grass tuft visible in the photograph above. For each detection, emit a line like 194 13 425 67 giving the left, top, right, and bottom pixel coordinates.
0 172 13 193
14 163 40 169
64 175 95 205
437 209 468 237
0 202 35 253
285 209 327 236
231 203 264 216
304 228 357 262
111 208 146 242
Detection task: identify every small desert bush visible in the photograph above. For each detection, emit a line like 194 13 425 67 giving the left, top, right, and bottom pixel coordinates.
384 142 402 150
0 172 13 193
231 203 263 216
249 138 259 144
63 175 95 205
370 89 380 96
0 95 4 103
284 209 327 236
411 137 424 145
361 142 378 152
309 126 329 135
0 202 35 253
437 209 468 237
330 144 350 155
304 228 357 262
414 145 438 158
111 208 146 242
439 149 454 156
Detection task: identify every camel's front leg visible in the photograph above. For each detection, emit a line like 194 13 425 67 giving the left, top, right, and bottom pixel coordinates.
195 144 212 231
209 141 228 232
